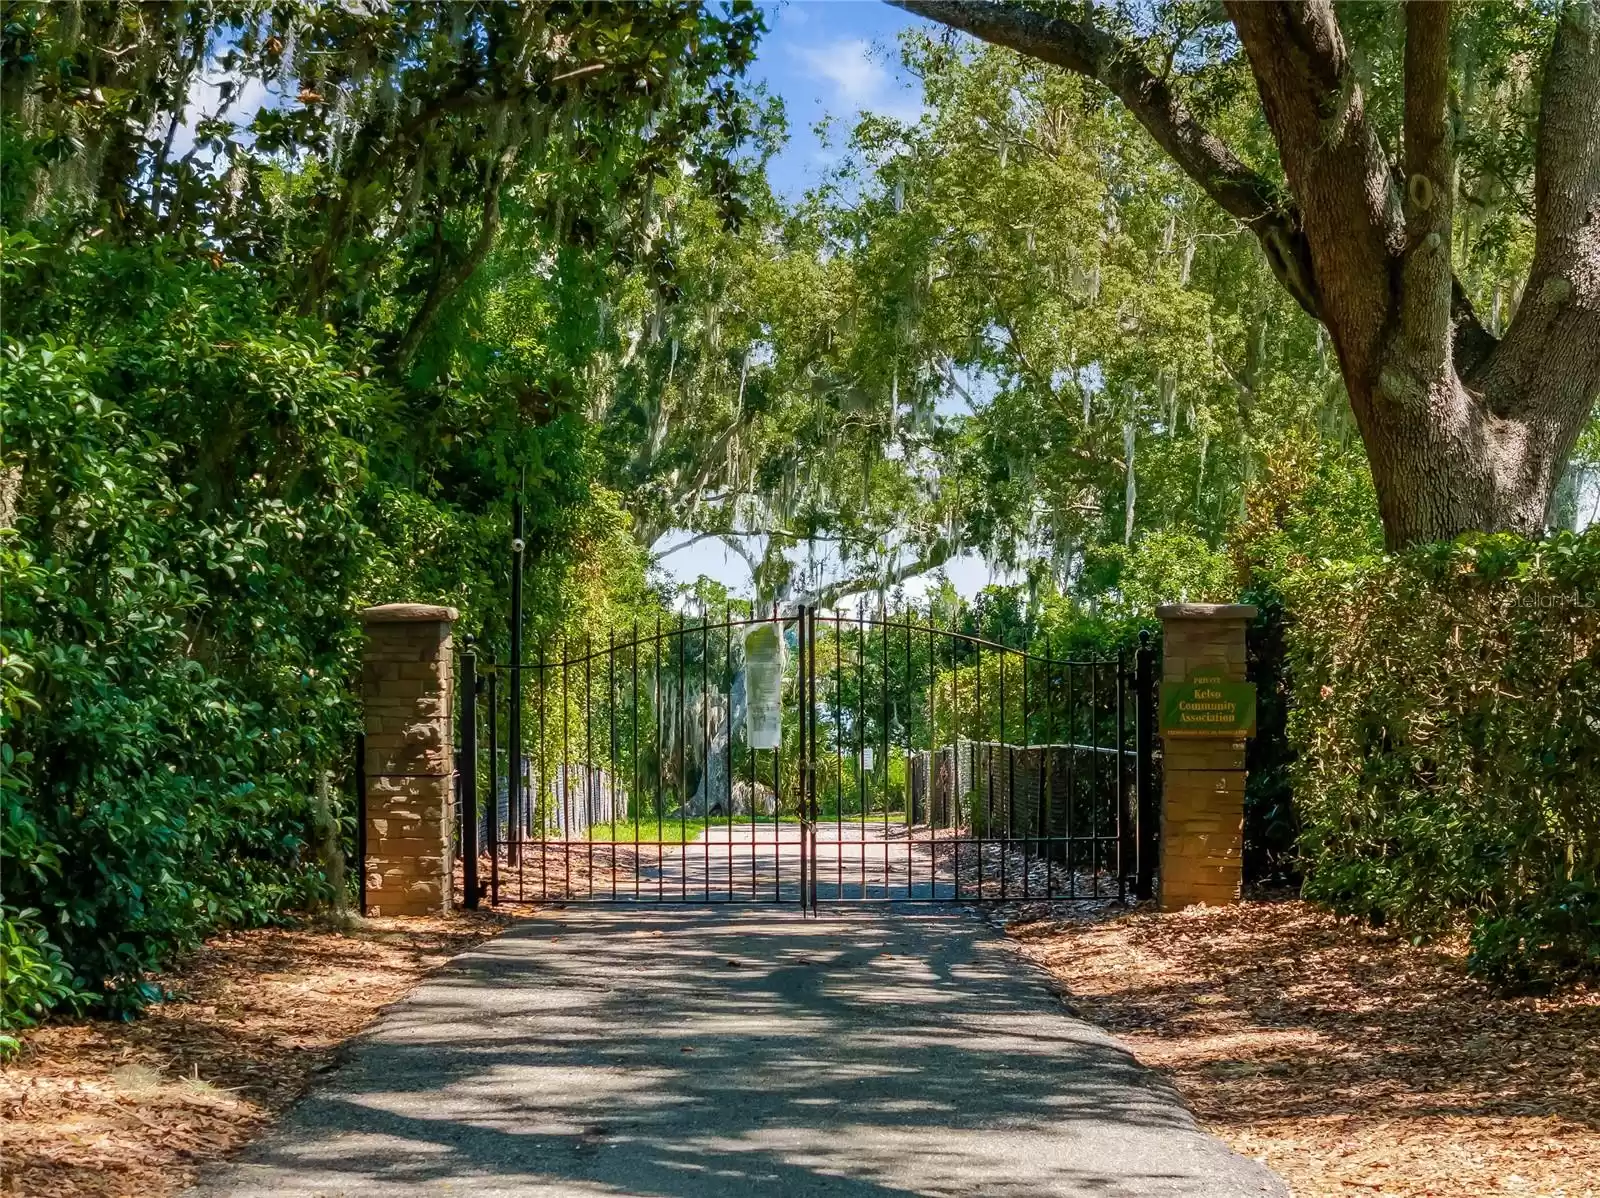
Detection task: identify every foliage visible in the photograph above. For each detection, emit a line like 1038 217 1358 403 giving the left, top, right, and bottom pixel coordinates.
1240 588 1298 887
1233 441 1386 884
1283 532 1600 983
2 247 374 1011
807 33 1359 584
0 905 81 1052
1080 531 1234 611
0 1 763 371
0 2 767 1019
901 1 1599 548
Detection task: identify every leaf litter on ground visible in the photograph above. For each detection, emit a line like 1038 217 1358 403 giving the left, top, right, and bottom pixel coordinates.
999 896 1599 1198
0 910 510 1197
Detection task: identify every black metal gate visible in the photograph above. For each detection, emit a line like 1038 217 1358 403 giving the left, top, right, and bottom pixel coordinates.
456 602 1157 910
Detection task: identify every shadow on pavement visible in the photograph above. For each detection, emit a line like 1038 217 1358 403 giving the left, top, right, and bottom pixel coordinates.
191 908 1286 1197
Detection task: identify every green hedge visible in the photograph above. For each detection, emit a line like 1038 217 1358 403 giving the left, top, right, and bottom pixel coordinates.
0 236 654 1031
1 254 374 1023
1283 532 1600 982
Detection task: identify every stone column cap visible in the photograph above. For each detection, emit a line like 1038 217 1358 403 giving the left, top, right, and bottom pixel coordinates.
361 602 460 623
1156 602 1258 620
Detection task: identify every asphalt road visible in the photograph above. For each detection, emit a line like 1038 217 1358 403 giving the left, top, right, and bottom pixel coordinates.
191 907 1287 1197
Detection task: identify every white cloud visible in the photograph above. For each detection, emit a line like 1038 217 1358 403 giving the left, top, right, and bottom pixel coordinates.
796 38 885 106
793 37 922 123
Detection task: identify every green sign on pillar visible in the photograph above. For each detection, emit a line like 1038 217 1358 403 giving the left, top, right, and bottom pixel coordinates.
1159 667 1257 738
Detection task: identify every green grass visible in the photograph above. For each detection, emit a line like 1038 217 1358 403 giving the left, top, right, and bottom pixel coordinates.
585 815 798 843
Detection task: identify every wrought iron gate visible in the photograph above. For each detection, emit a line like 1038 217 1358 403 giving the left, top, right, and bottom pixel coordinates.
456 603 1157 910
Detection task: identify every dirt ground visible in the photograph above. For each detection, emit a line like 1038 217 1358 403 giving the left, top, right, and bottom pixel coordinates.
1004 897 1600 1198
0 910 510 1198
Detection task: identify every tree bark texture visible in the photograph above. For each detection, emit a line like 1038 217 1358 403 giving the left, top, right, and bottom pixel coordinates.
892 0 1600 548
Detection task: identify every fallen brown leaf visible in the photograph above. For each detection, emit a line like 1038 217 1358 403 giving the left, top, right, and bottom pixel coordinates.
1008 896 1600 1198
0 910 511 1198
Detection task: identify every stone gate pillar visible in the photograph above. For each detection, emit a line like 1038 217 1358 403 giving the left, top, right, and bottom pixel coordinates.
1156 603 1256 911
360 603 458 916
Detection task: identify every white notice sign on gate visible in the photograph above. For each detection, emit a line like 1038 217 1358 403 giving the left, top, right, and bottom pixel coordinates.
743 621 785 749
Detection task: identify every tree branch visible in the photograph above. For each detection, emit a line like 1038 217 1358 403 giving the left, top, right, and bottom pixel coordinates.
651 531 726 562
392 142 517 373
890 0 1323 319
1399 1 1455 369
1484 0 1600 416
149 22 208 223
1222 0 1400 381
1531 0 1600 268
804 538 956 610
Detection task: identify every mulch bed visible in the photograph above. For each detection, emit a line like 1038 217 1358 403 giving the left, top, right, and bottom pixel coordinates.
0 910 511 1198
1004 897 1600 1198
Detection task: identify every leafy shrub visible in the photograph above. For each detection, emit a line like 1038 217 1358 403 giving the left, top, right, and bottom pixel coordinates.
1232 439 1384 887
2 243 373 1013
0 905 83 1054
1 233 656 1020
1242 587 1300 886
1284 532 1600 983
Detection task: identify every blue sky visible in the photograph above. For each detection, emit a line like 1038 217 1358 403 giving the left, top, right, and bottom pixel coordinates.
654 2 1006 604
753 1 926 200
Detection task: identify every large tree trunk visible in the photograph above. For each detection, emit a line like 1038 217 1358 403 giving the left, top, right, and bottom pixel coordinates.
1353 373 1580 546
893 0 1600 548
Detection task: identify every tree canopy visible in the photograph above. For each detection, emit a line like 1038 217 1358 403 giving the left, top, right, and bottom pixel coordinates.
894 0 1600 548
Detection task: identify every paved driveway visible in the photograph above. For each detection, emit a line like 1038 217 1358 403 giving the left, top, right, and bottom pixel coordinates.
192 907 1286 1197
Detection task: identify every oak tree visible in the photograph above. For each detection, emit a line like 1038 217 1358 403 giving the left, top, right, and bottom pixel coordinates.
894 0 1600 547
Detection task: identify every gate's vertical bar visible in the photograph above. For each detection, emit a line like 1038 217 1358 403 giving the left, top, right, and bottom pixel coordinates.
1135 629 1157 901
768 620 780 902
677 611 687 902
748 612 758 900
811 606 821 912
354 731 367 915
460 641 479 909
903 609 913 898
654 611 663 902
632 620 641 900
1000 643 1009 898
966 630 979 895
856 601 866 901
584 635 594 895
1117 648 1128 902
880 602 890 898
562 638 571 898
487 669 499 905
838 610 851 895
725 605 735 902
536 638 546 899
810 604 819 910
796 605 808 912
1090 662 1101 897
1066 663 1077 898
701 611 711 901
608 628 618 900
927 618 935 899
1021 648 1031 901
1044 653 1056 898
950 621 960 900
508 498 524 870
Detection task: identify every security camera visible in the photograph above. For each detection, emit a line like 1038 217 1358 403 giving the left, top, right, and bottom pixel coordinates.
511 537 526 553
